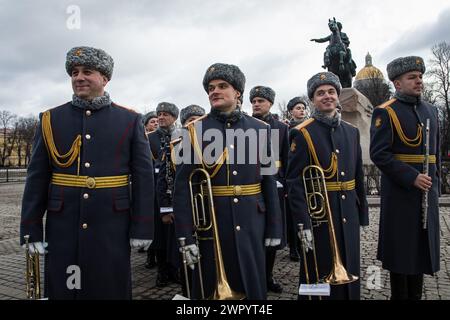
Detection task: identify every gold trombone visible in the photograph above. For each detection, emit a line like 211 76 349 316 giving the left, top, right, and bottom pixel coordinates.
301 165 358 286
24 235 41 299
179 168 245 300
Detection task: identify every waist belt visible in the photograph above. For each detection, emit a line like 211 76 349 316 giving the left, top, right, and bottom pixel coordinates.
51 173 129 189
394 154 436 164
326 179 356 192
211 183 261 197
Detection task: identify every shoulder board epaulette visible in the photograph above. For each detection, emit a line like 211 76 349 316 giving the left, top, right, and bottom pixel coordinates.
341 120 357 128
377 98 396 109
112 103 137 113
44 102 68 114
252 116 268 126
170 137 182 146
295 118 315 131
186 114 208 127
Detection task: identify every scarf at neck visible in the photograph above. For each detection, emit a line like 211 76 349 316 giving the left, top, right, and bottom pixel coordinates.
72 92 111 110
210 106 243 124
394 91 421 105
253 112 272 123
311 108 341 128
157 125 176 137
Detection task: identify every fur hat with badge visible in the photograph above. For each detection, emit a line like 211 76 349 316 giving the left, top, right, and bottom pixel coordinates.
202 63 246 96
66 46 114 80
180 105 205 125
249 86 276 104
307 72 342 99
156 102 179 119
387 56 426 81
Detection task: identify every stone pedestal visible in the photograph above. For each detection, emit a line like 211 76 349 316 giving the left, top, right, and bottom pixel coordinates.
339 87 373 164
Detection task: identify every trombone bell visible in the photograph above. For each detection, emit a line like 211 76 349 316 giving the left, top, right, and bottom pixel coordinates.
302 165 358 286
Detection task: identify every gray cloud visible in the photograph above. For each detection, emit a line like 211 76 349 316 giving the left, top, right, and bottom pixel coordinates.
1 0 449 117
381 7 450 60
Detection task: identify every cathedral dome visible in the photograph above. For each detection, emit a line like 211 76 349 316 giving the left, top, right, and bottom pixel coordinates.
355 53 384 81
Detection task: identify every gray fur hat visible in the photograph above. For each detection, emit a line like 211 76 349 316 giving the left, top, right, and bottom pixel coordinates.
66 46 114 80
387 56 426 81
143 111 157 125
156 102 179 119
180 105 205 125
287 97 307 111
202 63 246 96
249 86 276 104
307 72 342 99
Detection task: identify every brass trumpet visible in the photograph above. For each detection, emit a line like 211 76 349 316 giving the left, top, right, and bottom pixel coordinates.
302 165 358 285
179 168 245 300
24 235 41 299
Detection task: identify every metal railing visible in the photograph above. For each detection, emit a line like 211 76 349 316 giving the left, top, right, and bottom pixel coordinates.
0 167 27 183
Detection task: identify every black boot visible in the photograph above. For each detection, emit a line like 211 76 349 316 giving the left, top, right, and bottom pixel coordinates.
390 272 408 300
266 248 283 293
156 271 169 287
407 274 423 300
289 246 300 262
145 249 156 269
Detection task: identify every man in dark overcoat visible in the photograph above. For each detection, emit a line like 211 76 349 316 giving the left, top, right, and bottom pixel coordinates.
250 85 288 293
287 72 368 300
20 46 154 299
370 56 441 300
173 63 282 300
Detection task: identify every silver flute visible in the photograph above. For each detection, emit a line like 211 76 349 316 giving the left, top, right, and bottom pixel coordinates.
422 118 430 230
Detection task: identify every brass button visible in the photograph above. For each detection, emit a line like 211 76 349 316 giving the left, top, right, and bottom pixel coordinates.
86 177 96 189
232 171 238 176
227 123 231 128
82 223 88 229
86 110 91 116
343 218 347 224
233 198 239 204
236 226 241 231
83 193 89 199
85 162 91 168
335 149 340 154
341 171 345 177
341 195 346 200
85 134 91 140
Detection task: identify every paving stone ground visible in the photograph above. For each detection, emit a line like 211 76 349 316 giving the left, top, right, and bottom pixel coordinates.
1 182 449 300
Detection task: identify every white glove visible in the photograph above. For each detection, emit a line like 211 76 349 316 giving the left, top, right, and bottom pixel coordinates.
22 241 47 255
180 244 199 270
297 229 313 252
130 239 152 250
265 238 281 247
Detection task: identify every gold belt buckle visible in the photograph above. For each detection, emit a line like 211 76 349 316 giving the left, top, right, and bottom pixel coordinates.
341 182 348 190
233 185 242 196
86 177 96 189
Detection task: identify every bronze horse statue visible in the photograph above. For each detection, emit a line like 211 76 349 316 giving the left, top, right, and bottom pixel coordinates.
311 18 356 88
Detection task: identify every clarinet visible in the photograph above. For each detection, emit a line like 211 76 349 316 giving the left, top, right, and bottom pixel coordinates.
422 119 430 230
164 136 174 203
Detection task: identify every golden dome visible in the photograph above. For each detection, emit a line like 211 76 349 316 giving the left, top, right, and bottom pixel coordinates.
355 53 384 81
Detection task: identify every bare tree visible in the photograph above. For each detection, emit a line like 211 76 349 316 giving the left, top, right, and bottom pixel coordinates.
0 110 17 166
422 81 439 105
277 100 289 121
5 120 19 166
18 116 39 166
354 75 393 107
427 41 450 159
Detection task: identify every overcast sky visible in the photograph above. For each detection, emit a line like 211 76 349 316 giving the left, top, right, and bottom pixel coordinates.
1 0 449 118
